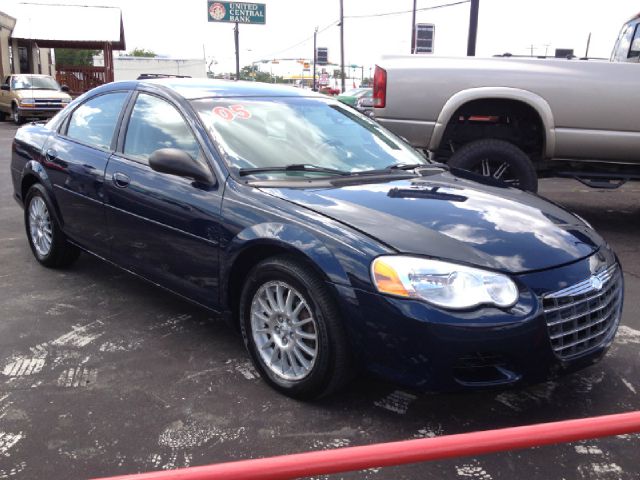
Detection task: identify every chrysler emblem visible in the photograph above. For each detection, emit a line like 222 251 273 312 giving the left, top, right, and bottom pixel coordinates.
590 276 603 291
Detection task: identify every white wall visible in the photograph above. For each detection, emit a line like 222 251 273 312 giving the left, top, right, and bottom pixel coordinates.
95 56 206 81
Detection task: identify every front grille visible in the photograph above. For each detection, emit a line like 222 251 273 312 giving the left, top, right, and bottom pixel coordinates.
543 264 622 360
34 99 63 108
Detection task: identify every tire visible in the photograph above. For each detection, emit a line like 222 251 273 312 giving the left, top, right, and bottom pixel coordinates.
12 104 23 125
24 184 80 268
0 111 6 121
239 255 353 399
448 139 538 192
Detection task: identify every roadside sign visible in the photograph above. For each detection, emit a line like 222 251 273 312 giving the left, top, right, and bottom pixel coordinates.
317 47 328 65
207 1 266 24
320 72 329 85
414 23 435 54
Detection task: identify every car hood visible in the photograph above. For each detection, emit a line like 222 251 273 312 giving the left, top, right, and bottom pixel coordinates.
15 90 70 100
261 171 603 273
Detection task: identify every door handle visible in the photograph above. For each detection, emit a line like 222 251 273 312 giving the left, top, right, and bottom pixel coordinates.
113 172 130 188
45 149 57 161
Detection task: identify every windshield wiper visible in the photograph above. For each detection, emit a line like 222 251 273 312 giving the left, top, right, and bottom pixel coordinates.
348 163 426 176
238 164 351 177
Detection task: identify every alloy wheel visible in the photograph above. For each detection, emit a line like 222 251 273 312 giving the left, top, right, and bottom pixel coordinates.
476 158 519 186
28 196 53 256
250 280 318 381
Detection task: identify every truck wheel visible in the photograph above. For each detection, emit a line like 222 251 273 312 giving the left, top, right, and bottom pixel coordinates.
448 139 538 192
12 104 23 125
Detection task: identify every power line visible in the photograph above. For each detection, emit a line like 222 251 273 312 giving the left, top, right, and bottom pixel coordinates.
253 0 470 66
261 20 339 59
344 0 470 19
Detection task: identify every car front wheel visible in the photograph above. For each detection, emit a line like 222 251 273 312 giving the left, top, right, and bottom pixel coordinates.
24 184 80 268
12 104 23 125
239 255 353 399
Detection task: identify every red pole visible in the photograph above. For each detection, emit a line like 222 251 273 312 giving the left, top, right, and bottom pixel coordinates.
93 411 640 480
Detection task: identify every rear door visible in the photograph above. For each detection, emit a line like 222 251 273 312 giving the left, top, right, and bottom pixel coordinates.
44 90 130 256
104 91 223 308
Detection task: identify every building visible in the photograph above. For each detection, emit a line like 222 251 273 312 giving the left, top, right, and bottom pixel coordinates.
94 55 207 81
1 9 54 79
0 3 125 94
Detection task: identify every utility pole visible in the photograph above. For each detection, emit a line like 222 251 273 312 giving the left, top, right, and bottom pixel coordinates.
339 0 345 92
234 22 240 80
411 0 417 53
585 32 592 58
466 0 479 56
529 44 534 57
313 26 318 91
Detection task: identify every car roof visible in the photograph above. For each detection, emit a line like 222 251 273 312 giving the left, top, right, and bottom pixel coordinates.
135 78 325 100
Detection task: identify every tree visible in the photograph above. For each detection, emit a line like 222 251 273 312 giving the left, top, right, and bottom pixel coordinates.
238 65 284 84
127 48 157 57
54 49 99 66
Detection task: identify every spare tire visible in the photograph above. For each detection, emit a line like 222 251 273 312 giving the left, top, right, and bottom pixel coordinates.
447 139 538 192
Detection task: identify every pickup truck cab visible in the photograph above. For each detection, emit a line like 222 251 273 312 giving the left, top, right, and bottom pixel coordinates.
612 13 640 62
0 74 72 125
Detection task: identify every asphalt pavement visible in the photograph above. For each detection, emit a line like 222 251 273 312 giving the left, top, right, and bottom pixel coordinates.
0 121 639 480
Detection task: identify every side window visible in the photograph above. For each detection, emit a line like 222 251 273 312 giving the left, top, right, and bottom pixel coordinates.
124 93 200 162
66 92 128 150
629 24 640 58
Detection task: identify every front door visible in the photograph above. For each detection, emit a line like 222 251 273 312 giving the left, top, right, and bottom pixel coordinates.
104 92 223 308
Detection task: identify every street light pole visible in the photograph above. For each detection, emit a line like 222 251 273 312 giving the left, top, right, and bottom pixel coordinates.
466 0 479 56
339 0 345 92
411 0 417 54
234 22 240 80
313 26 318 91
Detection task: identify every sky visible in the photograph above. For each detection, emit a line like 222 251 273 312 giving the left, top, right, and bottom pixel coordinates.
2 0 637 76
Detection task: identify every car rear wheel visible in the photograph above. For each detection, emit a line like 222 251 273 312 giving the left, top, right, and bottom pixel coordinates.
24 184 80 268
239 255 353 399
12 104 23 125
448 139 538 192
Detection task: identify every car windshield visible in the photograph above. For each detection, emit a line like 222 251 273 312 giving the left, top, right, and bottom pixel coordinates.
341 88 366 97
11 75 60 90
193 97 426 179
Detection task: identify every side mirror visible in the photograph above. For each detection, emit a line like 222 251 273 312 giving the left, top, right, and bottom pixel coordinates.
149 148 214 185
0 85 9 91
60 85 70 93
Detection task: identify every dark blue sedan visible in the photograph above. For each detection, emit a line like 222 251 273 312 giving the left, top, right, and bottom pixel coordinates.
10 79 623 399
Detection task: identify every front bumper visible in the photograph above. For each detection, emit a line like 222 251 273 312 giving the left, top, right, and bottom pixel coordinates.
17 106 65 118
337 249 622 391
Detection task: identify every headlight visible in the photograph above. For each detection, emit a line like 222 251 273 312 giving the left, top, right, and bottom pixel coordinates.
61 98 71 103
371 256 518 310
19 99 35 105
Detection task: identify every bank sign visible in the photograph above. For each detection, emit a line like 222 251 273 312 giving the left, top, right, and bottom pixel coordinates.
207 1 266 24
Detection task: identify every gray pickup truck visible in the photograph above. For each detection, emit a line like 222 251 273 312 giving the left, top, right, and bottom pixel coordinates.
373 14 640 191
